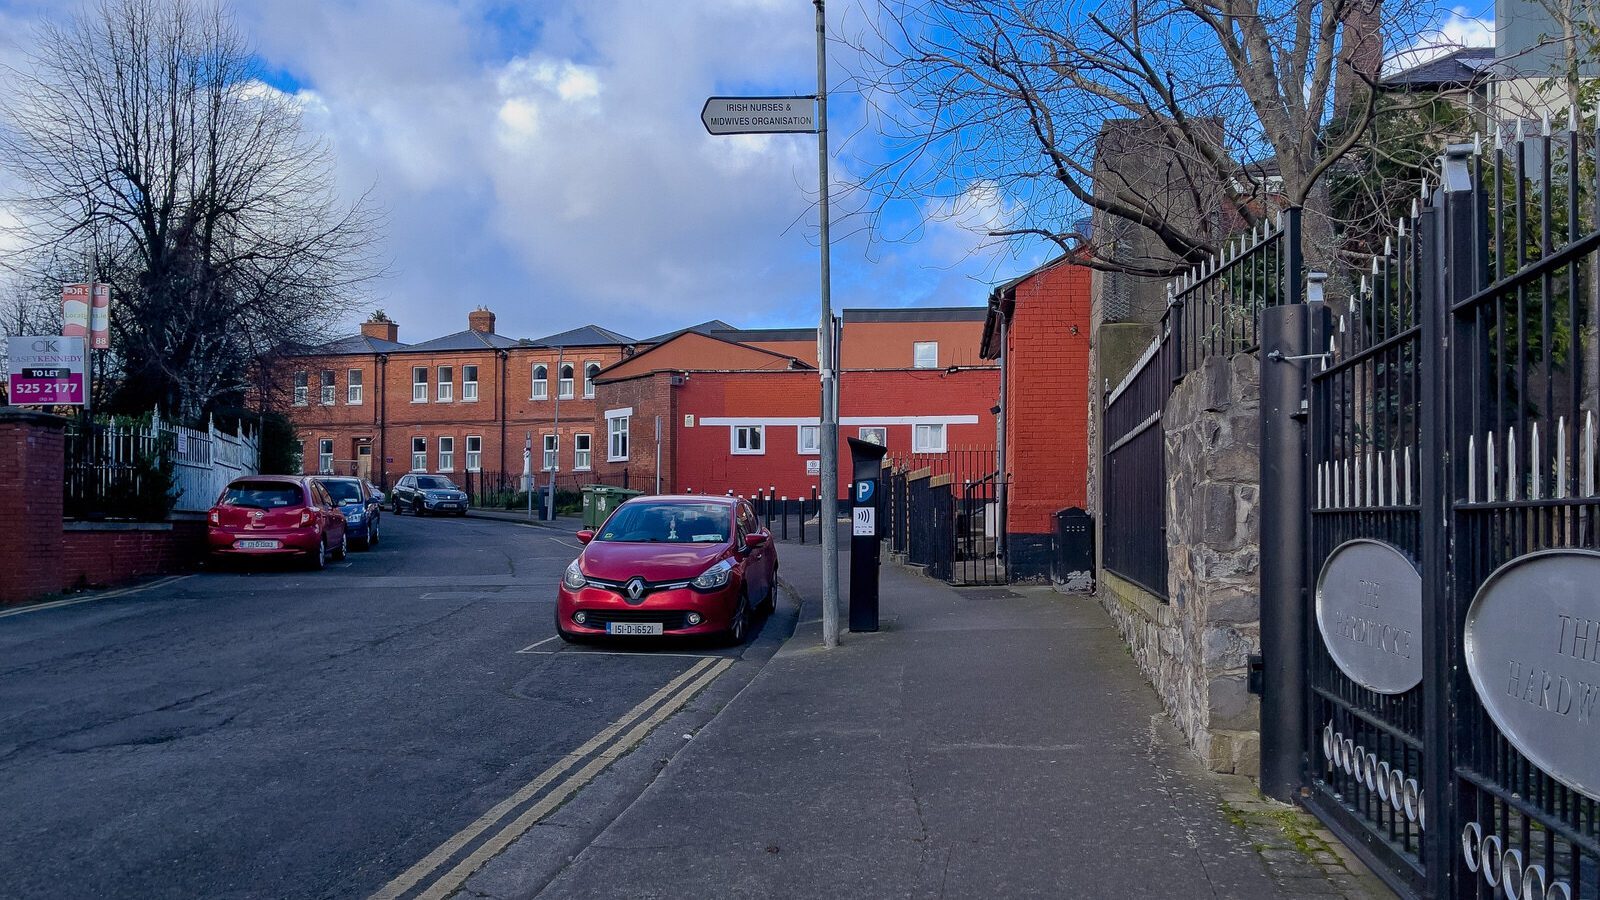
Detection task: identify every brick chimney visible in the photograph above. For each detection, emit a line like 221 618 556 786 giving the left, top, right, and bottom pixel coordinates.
361 313 398 343
468 307 496 334
1335 0 1384 123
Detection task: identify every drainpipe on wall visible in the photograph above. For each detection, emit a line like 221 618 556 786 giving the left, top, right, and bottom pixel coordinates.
996 312 1008 564
497 349 509 475
377 353 388 488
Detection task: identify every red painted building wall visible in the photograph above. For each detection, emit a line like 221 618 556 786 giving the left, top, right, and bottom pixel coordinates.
668 368 998 499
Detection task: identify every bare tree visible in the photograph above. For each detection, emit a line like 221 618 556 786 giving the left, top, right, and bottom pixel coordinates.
0 0 379 422
845 0 1431 276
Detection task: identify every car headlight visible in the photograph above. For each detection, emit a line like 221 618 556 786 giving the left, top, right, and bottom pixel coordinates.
691 559 735 590
563 560 587 590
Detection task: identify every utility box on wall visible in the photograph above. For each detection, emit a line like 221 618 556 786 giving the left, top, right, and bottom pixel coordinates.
1052 507 1095 592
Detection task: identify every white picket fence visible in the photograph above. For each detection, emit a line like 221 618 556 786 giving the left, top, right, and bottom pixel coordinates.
152 409 262 512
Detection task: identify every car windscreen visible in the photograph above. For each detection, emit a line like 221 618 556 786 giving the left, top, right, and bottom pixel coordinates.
320 480 363 503
221 482 303 509
415 476 457 490
596 503 730 544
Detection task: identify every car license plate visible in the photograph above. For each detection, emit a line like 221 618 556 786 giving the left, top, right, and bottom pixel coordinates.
236 540 279 550
607 622 663 636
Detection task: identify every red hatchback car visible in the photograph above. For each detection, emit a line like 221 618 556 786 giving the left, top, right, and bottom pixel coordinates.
557 496 778 643
207 475 349 569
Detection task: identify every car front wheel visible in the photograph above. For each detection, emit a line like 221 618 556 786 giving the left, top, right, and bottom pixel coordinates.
723 589 750 646
333 532 348 560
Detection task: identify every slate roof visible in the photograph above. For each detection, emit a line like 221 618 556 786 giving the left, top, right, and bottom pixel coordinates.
1383 46 1496 89
294 334 410 356
643 319 737 343
398 329 522 353
527 324 636 347
841 306 988 323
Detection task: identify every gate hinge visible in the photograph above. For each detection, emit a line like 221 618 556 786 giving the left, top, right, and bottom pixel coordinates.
1247 653 1265 695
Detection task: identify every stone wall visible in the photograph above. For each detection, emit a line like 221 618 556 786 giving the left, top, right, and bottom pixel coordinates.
1097 353 1262 774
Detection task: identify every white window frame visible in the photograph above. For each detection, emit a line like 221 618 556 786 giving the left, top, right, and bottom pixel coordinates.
542 433 558 471
465 435 482 472
319 370 336 406
912 423 947 453
558 364 575 400
347 369 363 405
858 426 887 447
412 367 428 402
732 425 765 455
462 365 478 402
573 433 592 471
437 366 454 402
913 341 939 369
318 439 334 474
411 437 427 471
293 372 308 406
607 409 631 462
583 362 600 399
797 424 821 455
531 365 548 400
438 436 455 472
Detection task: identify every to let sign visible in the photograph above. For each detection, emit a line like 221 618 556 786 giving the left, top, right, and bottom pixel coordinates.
701 97 817 135
7 336 86 406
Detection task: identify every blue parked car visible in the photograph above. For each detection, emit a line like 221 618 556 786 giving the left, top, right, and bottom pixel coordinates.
315 476 382 550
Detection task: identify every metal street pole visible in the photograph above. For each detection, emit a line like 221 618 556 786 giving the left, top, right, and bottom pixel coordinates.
814 0 839 649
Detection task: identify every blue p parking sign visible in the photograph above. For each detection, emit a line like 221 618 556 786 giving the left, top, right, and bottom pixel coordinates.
855 480 874 504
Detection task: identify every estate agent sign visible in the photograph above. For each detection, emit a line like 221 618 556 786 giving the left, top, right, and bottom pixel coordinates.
1464 549 1600 801
1315 539 1424 695
7 336 86 406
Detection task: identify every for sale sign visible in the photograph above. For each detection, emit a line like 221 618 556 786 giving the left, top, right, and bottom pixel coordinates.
7 336 86 406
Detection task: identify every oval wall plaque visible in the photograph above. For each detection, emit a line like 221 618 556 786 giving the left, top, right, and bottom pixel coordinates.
1464 549 1600 802
1315 539 1424 695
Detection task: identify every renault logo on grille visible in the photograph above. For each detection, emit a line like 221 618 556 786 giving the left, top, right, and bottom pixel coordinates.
625 577 647 602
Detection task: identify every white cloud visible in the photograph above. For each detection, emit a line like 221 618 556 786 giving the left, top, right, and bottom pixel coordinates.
0 0 1020 341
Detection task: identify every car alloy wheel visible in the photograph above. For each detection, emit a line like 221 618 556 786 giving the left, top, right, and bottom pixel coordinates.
334 532 348 560
725 591 749 645
312 536 327 570
369 521 380 546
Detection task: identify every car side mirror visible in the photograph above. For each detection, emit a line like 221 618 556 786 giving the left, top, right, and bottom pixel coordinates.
744 533 769 549
576 530 595 544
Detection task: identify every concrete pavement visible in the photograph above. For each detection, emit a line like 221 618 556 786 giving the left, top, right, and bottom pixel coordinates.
522 541 1389 899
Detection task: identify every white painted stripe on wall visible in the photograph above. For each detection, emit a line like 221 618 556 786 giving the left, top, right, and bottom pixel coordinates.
697 415 980 427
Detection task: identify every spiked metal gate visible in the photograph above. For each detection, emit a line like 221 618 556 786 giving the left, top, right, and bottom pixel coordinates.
1274 130 1600 900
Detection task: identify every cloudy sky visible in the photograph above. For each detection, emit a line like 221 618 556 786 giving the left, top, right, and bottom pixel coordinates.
0 0 1497 344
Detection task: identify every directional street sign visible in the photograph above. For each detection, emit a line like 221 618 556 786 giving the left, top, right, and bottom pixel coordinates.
701 96 817 135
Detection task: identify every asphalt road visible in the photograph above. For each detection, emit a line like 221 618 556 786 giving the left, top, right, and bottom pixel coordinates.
0 514 794 899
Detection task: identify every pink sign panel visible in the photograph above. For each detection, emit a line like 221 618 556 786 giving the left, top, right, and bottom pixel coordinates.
7 336 86 406
91 283 111 350
61 283 90 339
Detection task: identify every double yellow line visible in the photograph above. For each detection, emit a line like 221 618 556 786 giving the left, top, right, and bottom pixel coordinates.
372 655 733 900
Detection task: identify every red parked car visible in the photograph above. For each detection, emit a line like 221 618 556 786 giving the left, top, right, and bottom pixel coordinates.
207 475 348 569
556 496 778 644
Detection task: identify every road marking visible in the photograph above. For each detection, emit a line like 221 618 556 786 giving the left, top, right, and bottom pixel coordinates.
411 657 735 900
0 575 191 620
547 536 583 550
371 657 721 900
515 636 561 652
516 649 732 659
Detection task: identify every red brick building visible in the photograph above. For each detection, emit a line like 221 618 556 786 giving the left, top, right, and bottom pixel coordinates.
282 307 1000 500
981 257 1095 580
